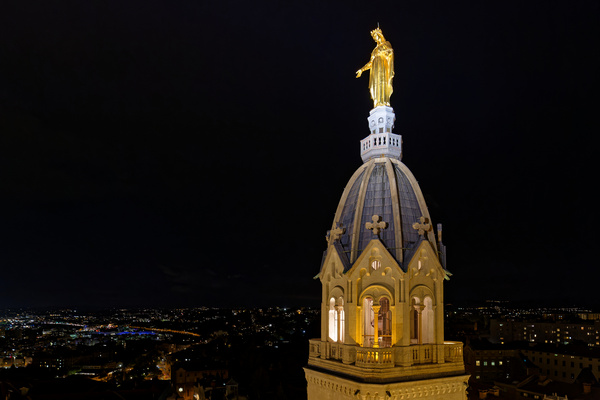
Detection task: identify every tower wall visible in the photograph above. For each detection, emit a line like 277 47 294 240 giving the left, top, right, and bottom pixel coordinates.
305 368 469 400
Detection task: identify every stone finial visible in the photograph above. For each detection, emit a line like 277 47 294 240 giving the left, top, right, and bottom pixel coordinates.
365 215 387 236
412 216 432 237
326 224 345 245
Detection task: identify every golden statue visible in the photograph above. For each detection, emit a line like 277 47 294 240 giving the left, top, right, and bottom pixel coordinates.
356 27 394 108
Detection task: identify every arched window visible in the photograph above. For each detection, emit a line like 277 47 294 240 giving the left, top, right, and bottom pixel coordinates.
371 260 381 271
423 297 434 343
362 296 392 348
410 297 421 344
410 296 434 344
328 297 345 342
379 297 391 348
328 298 337 342
363 297 374 347
338 298 345 342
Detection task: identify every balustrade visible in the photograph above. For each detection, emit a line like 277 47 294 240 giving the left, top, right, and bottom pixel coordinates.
355 347 394 368
361 132 401 151
360 131 403 162
443 341 463 363
411 344 433 364
308 339 464 367
329 342 343 361
308 339 321 359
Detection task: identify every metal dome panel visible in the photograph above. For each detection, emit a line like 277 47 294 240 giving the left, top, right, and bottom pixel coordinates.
338 169 365 259
331 158 435 269
393 163 422 251
357 163 396 259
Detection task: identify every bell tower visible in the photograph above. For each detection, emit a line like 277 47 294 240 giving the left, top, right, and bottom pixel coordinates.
304 28 469 400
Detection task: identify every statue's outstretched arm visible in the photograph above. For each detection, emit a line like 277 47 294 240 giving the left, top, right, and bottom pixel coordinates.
356 60 372 78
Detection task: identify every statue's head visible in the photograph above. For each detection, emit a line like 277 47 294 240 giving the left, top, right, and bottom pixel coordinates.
370 27 385 43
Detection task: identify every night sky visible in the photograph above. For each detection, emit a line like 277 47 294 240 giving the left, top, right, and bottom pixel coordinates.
1 1 598 309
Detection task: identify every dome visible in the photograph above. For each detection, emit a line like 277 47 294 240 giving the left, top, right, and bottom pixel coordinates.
330 156 437 269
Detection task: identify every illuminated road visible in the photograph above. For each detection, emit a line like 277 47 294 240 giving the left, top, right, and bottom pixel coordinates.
126 325 202 337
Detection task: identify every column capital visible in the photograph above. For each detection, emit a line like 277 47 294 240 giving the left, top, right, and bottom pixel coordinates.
413 304 425 313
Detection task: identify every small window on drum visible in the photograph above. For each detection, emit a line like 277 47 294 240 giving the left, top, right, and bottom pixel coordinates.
371 260 381 270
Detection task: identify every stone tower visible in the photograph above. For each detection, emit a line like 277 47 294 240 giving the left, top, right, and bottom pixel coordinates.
304 48 469 400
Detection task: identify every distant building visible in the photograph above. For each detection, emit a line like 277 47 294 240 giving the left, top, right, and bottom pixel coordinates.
464 341 537 383
465 340 600 399
490 319 600 346
495 375 599 399
171 362 229 400
579 313 600 321
520 346 600 383
0 356 31 368
32 354 66 370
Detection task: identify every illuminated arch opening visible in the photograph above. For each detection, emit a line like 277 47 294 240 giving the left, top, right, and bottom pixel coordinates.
362 296 391 348
379 297 391 348
410 297 421 344
328 298 337 341
363 297 374 347
423 296 434 343
328 297 345 342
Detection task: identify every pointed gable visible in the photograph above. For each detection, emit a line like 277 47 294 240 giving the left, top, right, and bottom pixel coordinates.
404 238 451 281
346 238 403 278
318 241 352 280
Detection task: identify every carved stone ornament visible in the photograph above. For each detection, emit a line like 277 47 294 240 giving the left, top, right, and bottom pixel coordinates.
326 224 345 245
412 216 431 237
365 215 388 236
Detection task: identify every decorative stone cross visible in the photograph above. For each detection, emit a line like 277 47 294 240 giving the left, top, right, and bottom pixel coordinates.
412 216 431 237
365 215 387 236
326 224 345 245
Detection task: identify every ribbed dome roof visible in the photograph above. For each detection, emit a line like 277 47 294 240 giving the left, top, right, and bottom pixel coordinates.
331 157 436 269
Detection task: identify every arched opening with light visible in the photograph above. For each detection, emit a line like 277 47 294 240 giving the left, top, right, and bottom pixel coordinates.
328 296 345 342
362 296 391 348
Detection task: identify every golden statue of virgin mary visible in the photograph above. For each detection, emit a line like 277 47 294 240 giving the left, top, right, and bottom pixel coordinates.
356 27 394 108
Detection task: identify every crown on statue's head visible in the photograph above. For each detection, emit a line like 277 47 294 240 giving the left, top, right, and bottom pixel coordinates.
370 27 383 38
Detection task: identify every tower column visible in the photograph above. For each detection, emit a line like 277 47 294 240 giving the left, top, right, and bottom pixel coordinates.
413 304 425 344
335 305 343 342
372 305 381 348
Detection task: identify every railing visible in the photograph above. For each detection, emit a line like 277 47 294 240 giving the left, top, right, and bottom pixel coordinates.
360 132 401 150
308 339 344 362
355 347 394 368
360 132 402 161
308 339 464 367
329 342 343 361
411 344 433 364
308 339 321 359
443 341 463 363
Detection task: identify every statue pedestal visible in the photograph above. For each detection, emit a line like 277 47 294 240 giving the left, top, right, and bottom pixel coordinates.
360 106 402 162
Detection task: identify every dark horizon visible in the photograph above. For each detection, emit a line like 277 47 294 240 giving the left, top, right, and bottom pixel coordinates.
1 1 598 309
